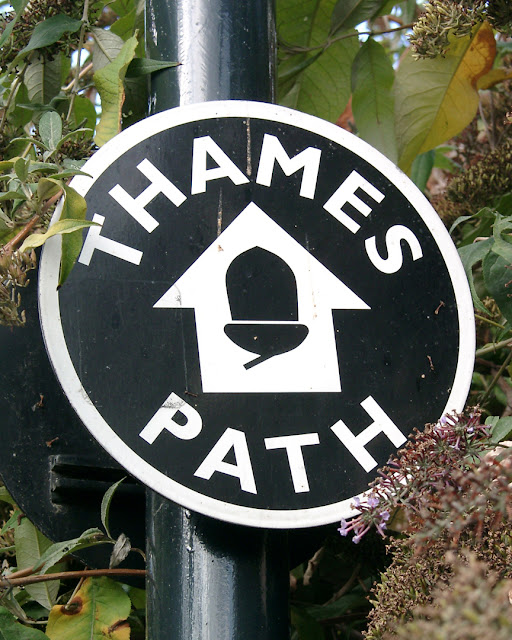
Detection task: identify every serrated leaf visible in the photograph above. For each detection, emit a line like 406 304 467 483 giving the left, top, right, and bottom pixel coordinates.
351 38 397 162
491 213 512 263
483 250 512 326
395 22 496 173
24 55 62 104
94 35 138 146
19 15 82 55
91 27 126 72
101 477 126 539
14 518 60 610
39 111 62 151
0 607 49 639
125 57 179 77
458 238 493 313
330 0 388 35
46 577 131 640
488 416 512 444
277 0 359 123
35 528 107 576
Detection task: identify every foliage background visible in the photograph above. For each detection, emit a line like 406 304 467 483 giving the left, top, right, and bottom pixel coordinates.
2 0 512 638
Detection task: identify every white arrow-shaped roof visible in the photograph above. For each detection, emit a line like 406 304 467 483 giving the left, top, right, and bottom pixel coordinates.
154 202 370 393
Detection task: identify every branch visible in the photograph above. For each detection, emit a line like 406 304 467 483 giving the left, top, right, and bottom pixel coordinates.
1 189 63 254
1 568 146 589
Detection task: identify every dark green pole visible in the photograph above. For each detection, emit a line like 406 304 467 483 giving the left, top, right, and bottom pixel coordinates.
144 2 289 638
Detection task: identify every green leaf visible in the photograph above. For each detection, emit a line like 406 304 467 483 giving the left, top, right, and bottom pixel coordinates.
458 238 493 313
67 95 97 132
24 55 63 104
110 0 136 17
34 529 107 576
14 518 60 610
277 0 359 123
37 178 62 201
0 191 27 202
491 213 512 263
1 509 22 535
19 15 82 56
330 0 389 35
351 38 397 162
91 27 125 72
14 158 29 182
125 57 179 77
0 486 15 505
483 250 512 326
39 111 62 152
488 416 512 444
19 219 96 252
110 8 137 40
46 577 131 640
94 35 138 146
410 150 435 193
0 0 30 48
290 606 324 640
101 477 126 539
395 22 496 173
59 184 89 286
0 607 49 640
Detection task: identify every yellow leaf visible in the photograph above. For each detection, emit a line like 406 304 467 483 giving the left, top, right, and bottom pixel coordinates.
46 577 131 640
477 67 512 90
94 35 138 147
395 22 496 173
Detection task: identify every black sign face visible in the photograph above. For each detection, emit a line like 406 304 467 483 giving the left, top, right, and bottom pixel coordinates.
39 101 474 528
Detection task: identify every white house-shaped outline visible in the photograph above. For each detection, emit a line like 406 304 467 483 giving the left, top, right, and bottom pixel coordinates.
154 202 370 392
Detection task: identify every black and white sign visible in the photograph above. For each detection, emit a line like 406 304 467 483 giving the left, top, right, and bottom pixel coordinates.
39 101 475 528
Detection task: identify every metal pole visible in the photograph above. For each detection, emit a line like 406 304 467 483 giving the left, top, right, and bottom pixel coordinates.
144 2 289 638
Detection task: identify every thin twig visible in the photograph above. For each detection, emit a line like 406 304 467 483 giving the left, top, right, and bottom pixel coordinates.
323 563 361 606
1 568 146 589
479 348 512 406
1 189 63 254
66 0 90 122
62 61 93 92
0 59 30 134
476 338 512 357
280 23 415 55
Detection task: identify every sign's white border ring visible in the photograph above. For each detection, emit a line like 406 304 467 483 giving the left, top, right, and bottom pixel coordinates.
39 100 475 529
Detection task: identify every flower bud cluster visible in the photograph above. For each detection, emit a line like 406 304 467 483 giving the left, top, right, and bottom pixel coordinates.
409 1 487 60
0 249 36 326
338 410 492 544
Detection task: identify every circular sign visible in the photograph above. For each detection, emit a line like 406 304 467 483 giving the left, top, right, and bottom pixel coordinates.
39 101 474 529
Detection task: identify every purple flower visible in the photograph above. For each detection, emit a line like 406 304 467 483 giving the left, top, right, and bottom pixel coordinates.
367 495 380 508
338 519 349 536
353 497 361 508
352 534 362 544
380 510 390 522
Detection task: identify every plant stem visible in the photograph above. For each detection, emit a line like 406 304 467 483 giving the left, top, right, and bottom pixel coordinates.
479 348 512 406
0 59 29 135
474 314 506 330
66 0 90 123
0 568 146 589
476 338 512 357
